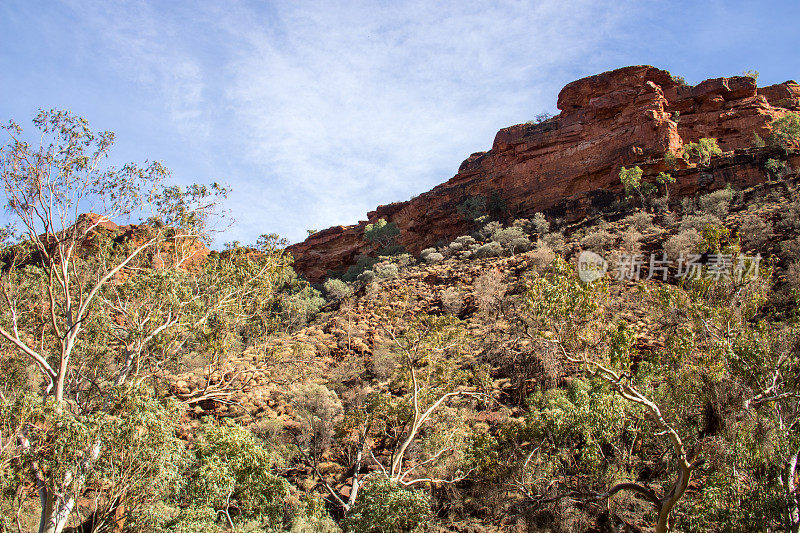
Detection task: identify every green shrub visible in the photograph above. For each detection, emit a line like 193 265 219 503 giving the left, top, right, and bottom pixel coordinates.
487 191 508 219
764 157 791 178
742 69 759 81
189 420 289 528
343 255 379 282
476 221 503 241
492 226 523 245
388 252 414 268
158 506 223 533
541 232 566 253
472 241 503 258
665 228 701 260
580 229 615 252
664 151 680 170
5 386 189 533
619 165 643 199
378 244 406 257
492 226 532 253
454 235 477 246
526 111 554 125
624 211 655 232
344 477 430 533
680 213 723 234
523 212 550 236
419 247 437 261
357 270 376 284
525 379 631 472
698 186 735 218
767 112 800 149
466 243 481 255
447 241 465 254
424 251 444 263
374 262 399 279
457 196 488 223
508 237 533 253
283 286 325 327
324 278 353 301
290 383 343 456
656 171 676 201
651 196 669 213
364 219 400 249
289 494 341 532
619 167 656 205
683 137 723 166
672 73 688 86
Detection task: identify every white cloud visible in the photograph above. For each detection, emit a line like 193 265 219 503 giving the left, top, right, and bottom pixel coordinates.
217 0 643 242
60 0 210 137
53 0 649 244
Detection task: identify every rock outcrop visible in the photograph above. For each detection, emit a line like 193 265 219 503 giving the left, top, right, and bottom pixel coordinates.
287 65 800 281
75 213 210 271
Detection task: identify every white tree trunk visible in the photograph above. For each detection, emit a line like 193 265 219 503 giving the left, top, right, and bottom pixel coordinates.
787 450 800 533
38 490 76 533
37 441 100 533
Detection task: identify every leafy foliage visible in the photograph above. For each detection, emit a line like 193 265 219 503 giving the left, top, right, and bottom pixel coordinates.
697 186 735 219
457 196 488 223
619 166 656 207
768 112 800 149
1 385 186 532
324 278 354 301
765 157 791 178
0 110 303 533
683 137 723 166
188 420 289 527
364 219 400 250
343 477 430 533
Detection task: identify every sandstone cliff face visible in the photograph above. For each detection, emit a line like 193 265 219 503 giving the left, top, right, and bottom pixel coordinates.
287 65 800 281
75 213 210 272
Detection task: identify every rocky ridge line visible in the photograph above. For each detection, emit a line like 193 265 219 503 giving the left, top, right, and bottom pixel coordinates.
287 65 800 281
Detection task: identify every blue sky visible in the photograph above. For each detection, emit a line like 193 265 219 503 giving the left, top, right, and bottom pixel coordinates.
1 1 798 247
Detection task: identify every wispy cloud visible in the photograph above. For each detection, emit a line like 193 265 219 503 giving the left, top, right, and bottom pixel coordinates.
7 0 702 244
60 0 210 138
216 0 642 241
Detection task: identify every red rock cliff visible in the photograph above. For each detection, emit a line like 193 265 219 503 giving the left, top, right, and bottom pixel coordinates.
287 65 800 282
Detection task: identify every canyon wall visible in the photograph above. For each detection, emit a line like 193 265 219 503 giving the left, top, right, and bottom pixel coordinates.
287 65 800 281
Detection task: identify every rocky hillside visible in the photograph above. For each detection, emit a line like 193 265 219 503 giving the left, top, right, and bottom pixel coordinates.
165 172 800 531
171 177 800 424
7 75 800 533
288 65 800 281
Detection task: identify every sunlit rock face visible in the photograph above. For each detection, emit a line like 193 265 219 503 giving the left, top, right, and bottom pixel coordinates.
288 65 800 282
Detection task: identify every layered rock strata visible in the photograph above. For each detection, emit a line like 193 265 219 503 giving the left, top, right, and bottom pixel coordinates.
288 65 800 281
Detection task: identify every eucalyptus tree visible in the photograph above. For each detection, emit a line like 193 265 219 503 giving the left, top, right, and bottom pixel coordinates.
0 110 289 533
515 257 800 532
310 314 490 517
517 259 702 532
